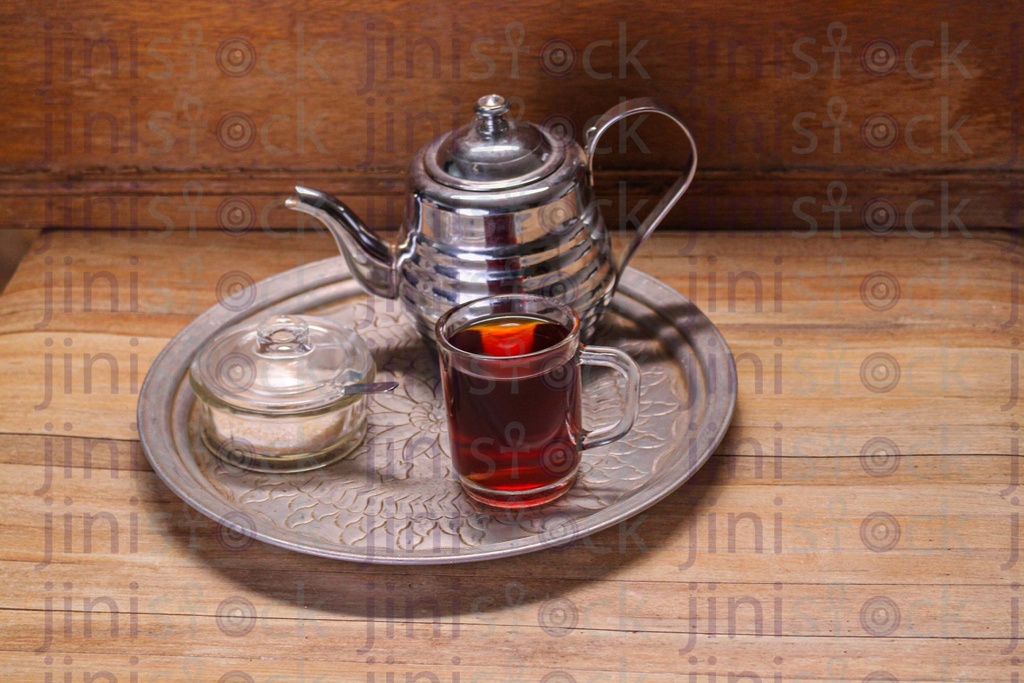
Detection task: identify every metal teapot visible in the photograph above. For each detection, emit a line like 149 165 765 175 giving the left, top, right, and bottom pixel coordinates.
286 94 696 342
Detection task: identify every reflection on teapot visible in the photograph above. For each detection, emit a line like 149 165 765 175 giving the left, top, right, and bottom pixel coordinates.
287 94 697 342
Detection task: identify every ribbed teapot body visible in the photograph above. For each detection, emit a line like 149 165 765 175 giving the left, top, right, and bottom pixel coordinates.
399 145 615 343
288 94 695 346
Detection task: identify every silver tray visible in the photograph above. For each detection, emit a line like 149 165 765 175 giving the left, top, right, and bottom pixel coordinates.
138 258 736 564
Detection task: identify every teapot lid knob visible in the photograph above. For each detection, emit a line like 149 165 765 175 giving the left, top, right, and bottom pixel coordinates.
426 93 562 189
474 94 510 139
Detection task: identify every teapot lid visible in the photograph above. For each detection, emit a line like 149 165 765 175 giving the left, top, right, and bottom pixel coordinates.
426 94 563 191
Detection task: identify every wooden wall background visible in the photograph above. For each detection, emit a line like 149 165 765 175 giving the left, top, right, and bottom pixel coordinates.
0 1 1021 233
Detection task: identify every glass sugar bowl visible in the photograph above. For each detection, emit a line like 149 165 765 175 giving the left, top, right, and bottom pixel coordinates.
189 314 377 472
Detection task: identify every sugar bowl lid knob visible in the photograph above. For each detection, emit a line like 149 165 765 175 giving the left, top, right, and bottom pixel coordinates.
256 315 313 357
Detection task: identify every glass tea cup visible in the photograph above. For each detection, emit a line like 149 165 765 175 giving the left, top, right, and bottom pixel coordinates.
435 294 641 508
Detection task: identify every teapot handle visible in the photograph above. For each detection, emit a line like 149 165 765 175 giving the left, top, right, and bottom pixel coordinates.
585 98 698 291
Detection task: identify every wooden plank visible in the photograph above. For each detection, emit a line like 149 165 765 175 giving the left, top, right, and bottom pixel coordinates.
2 229 1020 336
0 609 1018 682
2 316 1015 450
0 433 1016 484
2 556 1017 639
0 229 1018 454
2 451 1020 583
1 3 1018 171
1 2 1023 228
1 171 1022 231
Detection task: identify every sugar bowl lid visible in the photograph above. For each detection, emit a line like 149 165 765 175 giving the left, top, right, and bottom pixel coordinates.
189 314 375 413
425 94 564 191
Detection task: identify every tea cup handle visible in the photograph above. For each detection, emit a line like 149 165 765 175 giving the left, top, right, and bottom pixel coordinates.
585 98 698 292
579 345 641 450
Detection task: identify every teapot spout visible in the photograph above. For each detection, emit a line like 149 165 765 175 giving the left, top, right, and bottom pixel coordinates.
285 186 400 299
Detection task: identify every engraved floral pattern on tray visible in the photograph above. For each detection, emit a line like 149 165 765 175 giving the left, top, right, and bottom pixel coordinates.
194 294 691 556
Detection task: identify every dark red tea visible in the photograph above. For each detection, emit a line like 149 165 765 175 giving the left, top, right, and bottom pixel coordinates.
442 314 582 504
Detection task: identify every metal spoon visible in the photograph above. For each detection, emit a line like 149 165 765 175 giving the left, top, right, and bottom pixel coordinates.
332 381 399 396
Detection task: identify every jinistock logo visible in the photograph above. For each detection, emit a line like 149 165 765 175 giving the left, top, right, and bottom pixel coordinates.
669 255 784 316
34 336 140 412
42 21 332 85
39 21 332 159
32 254 139 331
791 22 972 80
787 22 975 164
538 23 650 80
677 582 785 659
791 96 971 156
34 423 142 571
677 495 784 571
37 18 661 163
793 180 971 237
35 573 140 655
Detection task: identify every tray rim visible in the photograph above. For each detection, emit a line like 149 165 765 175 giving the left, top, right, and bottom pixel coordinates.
138 257 736 564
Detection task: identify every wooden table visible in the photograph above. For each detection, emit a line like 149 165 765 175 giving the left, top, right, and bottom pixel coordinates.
1 227 1020 681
